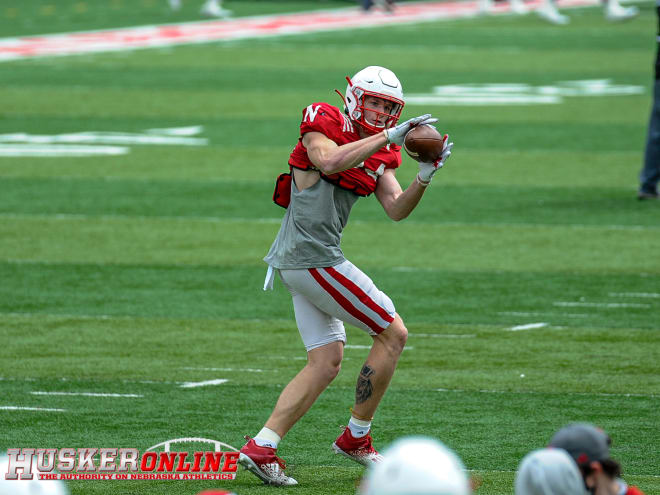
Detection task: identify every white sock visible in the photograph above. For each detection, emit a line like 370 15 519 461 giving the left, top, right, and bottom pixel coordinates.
348 416 371 438
254 427 281 449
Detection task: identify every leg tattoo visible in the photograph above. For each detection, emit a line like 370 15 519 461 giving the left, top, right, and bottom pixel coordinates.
356 365 375 404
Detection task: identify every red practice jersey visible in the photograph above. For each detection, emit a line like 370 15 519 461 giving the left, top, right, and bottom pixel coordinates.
288 102 401 196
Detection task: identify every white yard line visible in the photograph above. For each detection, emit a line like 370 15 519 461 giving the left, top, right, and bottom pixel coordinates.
345 344 414 350
499 311 589 318
311 465 660 476
30 391 143 398
1 311 133 319
609 292 660 299
0 312 295 329
1 212 659 231
270 356 313 361
508 322 549 331
436 388 660 398
0 130 207 147
0 212 283 225
554 302 651 308
0 144 128 157
181 367 271 373
0 406 66 412
179 379 229 388
409 333 477 338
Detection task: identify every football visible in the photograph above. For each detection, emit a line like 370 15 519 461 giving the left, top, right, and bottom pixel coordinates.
403 124 445 163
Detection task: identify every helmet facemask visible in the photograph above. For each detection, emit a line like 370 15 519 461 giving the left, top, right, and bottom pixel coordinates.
348 84 404 135
341 66 405 136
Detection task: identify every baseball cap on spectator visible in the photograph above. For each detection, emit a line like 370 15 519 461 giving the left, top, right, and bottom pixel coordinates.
549 423 611 465
515 448 587 495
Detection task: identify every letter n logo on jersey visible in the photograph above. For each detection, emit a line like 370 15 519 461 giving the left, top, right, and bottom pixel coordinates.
304 104 322 123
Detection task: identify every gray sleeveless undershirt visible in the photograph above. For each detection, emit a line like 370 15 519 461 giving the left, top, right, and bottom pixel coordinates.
263 177 359 269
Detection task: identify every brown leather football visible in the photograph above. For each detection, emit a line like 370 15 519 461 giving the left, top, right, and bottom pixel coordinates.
403 124 445 162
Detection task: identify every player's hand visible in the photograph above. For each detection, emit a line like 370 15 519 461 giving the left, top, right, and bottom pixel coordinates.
417 135 453 186
385 114 438 146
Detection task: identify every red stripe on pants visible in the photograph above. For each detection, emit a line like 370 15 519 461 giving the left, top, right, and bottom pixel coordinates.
324 266 394 325
308 268 386 333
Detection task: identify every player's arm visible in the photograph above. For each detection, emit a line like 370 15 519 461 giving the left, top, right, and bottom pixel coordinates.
375 169 427 221
377 134 455 220
302 113 437 176
302 131 387 176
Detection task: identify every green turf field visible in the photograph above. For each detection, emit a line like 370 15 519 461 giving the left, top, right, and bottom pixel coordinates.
1 1 659 494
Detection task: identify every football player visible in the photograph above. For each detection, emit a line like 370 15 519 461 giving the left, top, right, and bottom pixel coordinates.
237 66 453 486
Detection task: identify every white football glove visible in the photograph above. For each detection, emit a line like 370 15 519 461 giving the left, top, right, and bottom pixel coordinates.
385 114 438 146
417 135 453 186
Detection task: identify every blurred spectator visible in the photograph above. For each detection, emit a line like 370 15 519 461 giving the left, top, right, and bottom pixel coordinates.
549 423 646 495
169 0 232 18
535 0 638 24
361 0 396 13
515 448 587 495
359 436 471 495
610 478 647 495
480 0 529 15
638 0 660 200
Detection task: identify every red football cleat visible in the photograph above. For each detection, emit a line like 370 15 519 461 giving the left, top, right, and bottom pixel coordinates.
238 436 298 486
332 427 383 466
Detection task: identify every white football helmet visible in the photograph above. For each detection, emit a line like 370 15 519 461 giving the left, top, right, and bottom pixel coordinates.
360 436 471 495
0 455 69 495
344 66 404 135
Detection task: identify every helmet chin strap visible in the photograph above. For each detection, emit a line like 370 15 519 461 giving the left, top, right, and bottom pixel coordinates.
365 117 386 128
336 76 353 109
